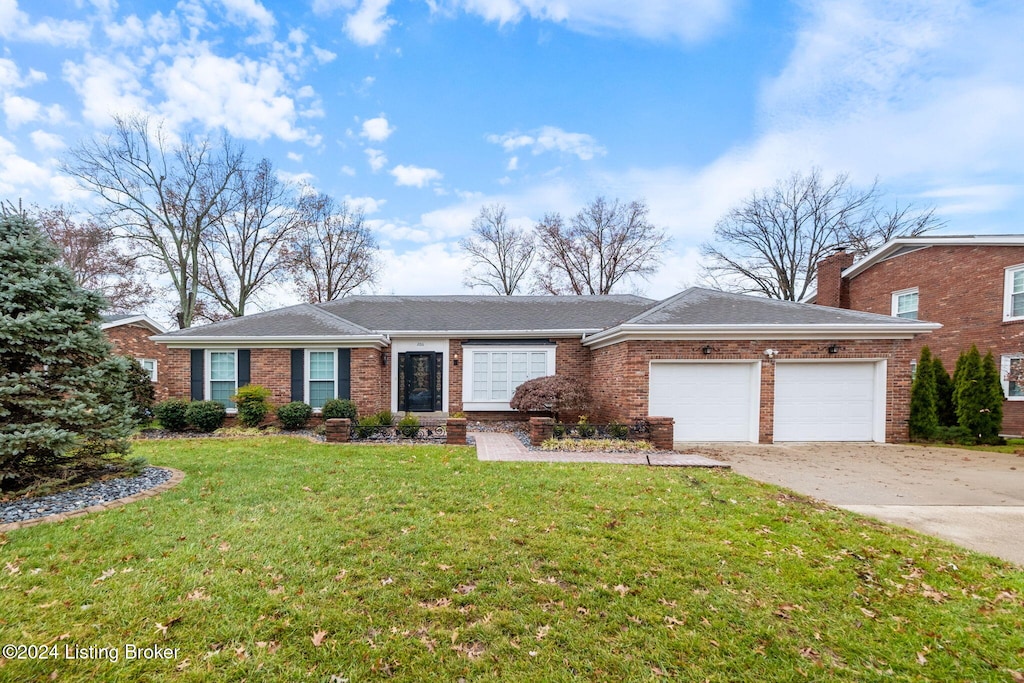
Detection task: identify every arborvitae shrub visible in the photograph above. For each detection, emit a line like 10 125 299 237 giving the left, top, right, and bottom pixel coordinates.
909 347 938 440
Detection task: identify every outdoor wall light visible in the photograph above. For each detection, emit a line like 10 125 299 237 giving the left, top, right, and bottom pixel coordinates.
763 348 778 358
827 344 844 354
381 351 389 366
700 345 715 355
453 353 460 366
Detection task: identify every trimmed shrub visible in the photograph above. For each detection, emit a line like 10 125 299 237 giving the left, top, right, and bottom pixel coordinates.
510 375 590 421
232 384 273 428
277 401 313 430
154 398 189 432
576 415 596 438
185 400 226 432
933 356 956 427
909 347 938 440
356 414 381 438
606 421 629 439
398 414 420 437
322 398 357 420
374 410 395 426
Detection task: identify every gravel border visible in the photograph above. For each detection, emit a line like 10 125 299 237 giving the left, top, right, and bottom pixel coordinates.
0 467 185 532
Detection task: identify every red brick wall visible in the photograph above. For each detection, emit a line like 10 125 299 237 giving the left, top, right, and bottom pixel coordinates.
105 324 171 400
816 250 854 308
157 347 388 416
843 244 1024 434
589 338 914 443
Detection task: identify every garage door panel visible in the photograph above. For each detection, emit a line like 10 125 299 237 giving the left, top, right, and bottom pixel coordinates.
649 362 758 442
774 362 881 442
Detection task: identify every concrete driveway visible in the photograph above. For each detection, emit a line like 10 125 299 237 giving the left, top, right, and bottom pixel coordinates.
681 441 1024 566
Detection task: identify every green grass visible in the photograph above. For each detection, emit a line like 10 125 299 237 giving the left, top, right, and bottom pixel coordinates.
920 438 1024 454
1 437 1022 682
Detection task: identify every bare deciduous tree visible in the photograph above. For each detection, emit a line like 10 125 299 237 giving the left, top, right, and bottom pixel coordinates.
533 196 669 295
63 114 244 328
33 205 153 313
701 168 943 301
284 191 379 303
459 203 534 295
200 158 299 317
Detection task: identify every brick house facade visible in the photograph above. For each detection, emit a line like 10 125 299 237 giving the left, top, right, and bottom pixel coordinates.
152 291 935 443
814 237 1024 434
101 315 168 400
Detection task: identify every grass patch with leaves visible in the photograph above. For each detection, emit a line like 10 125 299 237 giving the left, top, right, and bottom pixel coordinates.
917 437 1024 455
1 437 1022 682
540 438 653 452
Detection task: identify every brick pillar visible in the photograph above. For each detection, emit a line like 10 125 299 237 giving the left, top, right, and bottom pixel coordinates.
814 250 854 308
529 417 554 446
446 417 467 445
646 416 675 451
325 418 350 443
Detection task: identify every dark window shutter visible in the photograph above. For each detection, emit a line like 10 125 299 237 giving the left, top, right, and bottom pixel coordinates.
190 349 204 401
291 349 304 402
337 348 351 400
434 352 443 411
238 349 251 387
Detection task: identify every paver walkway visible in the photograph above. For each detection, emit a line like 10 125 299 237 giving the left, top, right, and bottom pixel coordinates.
471 432 728 467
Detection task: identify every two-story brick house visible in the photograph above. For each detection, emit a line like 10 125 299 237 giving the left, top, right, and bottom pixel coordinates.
813 235 1024 435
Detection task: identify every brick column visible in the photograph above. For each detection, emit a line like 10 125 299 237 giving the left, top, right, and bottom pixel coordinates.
325 418 350 443
529 417 554 446
646 416 675 451
446 417 467 445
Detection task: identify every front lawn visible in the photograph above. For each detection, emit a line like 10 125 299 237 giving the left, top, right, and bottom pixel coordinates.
925 438 1024 455
1 437 1022 682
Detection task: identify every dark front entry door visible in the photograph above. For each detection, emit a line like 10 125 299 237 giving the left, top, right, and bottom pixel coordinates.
401 352 440 412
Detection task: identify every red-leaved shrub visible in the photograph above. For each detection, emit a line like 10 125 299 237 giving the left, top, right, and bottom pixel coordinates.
509 375 590 421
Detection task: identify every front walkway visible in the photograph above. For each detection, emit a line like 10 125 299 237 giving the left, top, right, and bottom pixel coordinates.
471 432 728 467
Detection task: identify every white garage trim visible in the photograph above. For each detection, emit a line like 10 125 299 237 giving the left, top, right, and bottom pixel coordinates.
649 360 761 443
773 360 887 442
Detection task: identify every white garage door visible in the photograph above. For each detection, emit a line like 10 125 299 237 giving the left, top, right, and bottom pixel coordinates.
649 362 759 442
774 362 882 442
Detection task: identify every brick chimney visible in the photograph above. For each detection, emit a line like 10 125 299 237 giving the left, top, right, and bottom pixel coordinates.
815 249 854 308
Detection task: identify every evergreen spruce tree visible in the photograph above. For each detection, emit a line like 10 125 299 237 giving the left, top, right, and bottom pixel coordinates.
978 352 1004 441
932 356 956 427
0 213 136 488
953 346 984 438
908 346 938 440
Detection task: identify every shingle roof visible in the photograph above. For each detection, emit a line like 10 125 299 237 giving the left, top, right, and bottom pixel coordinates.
157 303 373 338
627 288 927 326
316 294 656 332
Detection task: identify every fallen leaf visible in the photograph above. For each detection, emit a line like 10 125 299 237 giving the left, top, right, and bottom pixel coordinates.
218 542 231 552
311 630 328 647
577 606 589 615
613 584 629 596
664 616 684 628
302 486 312 492
536 625 550 640
437 564 452 571
916 651 927 665
186 588 210 601
1006 670 1024 682
91 568 116 586
454 583 476 595
175 658 191 671
860 607 877 619
380 577 394 586
333 570 347 581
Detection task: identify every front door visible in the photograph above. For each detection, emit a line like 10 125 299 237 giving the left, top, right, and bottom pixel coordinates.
400 352 441 412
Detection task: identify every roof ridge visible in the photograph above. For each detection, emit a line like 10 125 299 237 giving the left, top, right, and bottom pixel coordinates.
303 302 373 333
622 288 699 324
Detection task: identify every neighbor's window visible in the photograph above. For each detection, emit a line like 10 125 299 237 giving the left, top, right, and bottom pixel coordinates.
471 350 549 402
138 358 157 382
1001 355 1024 399
308 350 336 410
209 351 237 409
892 288 918 319
1005 266 1024 320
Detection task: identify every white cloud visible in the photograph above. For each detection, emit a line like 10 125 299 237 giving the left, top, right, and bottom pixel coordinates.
152 47 320 144
437 0 735 42
312 46 338 64
287 151 303 162
219 0 276 41
506 155 519 171
488 125 606 160
0 134 57 197
360 115 395 141
62 54 151 127
277 169 317 186
390 164 443 187
345 195 385 214
29 129 64 153
345 0 395 46
0 0 91 46
376 244 470 294
104 14 147 44
365 147 387 172
340 165 356 176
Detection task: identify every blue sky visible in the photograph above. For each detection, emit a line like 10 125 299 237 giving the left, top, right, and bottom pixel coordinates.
2 0 1024 314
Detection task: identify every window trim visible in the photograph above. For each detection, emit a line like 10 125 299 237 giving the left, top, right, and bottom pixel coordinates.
1004 264 1024 321
205 349 238 411
1000 354 1024 401
462 345 556 411
138 358 158 382
891 287 919 319
305 349 338 412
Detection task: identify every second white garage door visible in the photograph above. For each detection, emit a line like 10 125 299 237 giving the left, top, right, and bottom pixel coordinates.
649 362 760 442
773 362 884 442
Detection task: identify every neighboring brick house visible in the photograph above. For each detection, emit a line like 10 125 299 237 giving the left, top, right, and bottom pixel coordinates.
151 290 937 443
100 314 169 400
812 235 1024 435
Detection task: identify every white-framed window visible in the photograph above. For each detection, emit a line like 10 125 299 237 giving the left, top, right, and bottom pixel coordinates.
1000 355 1024 400
207 350 237 409
910 360 918 379
1005 265 1024 321
467 347 553 406
891 288 919 319
138 358 158 382
306 349 337 410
